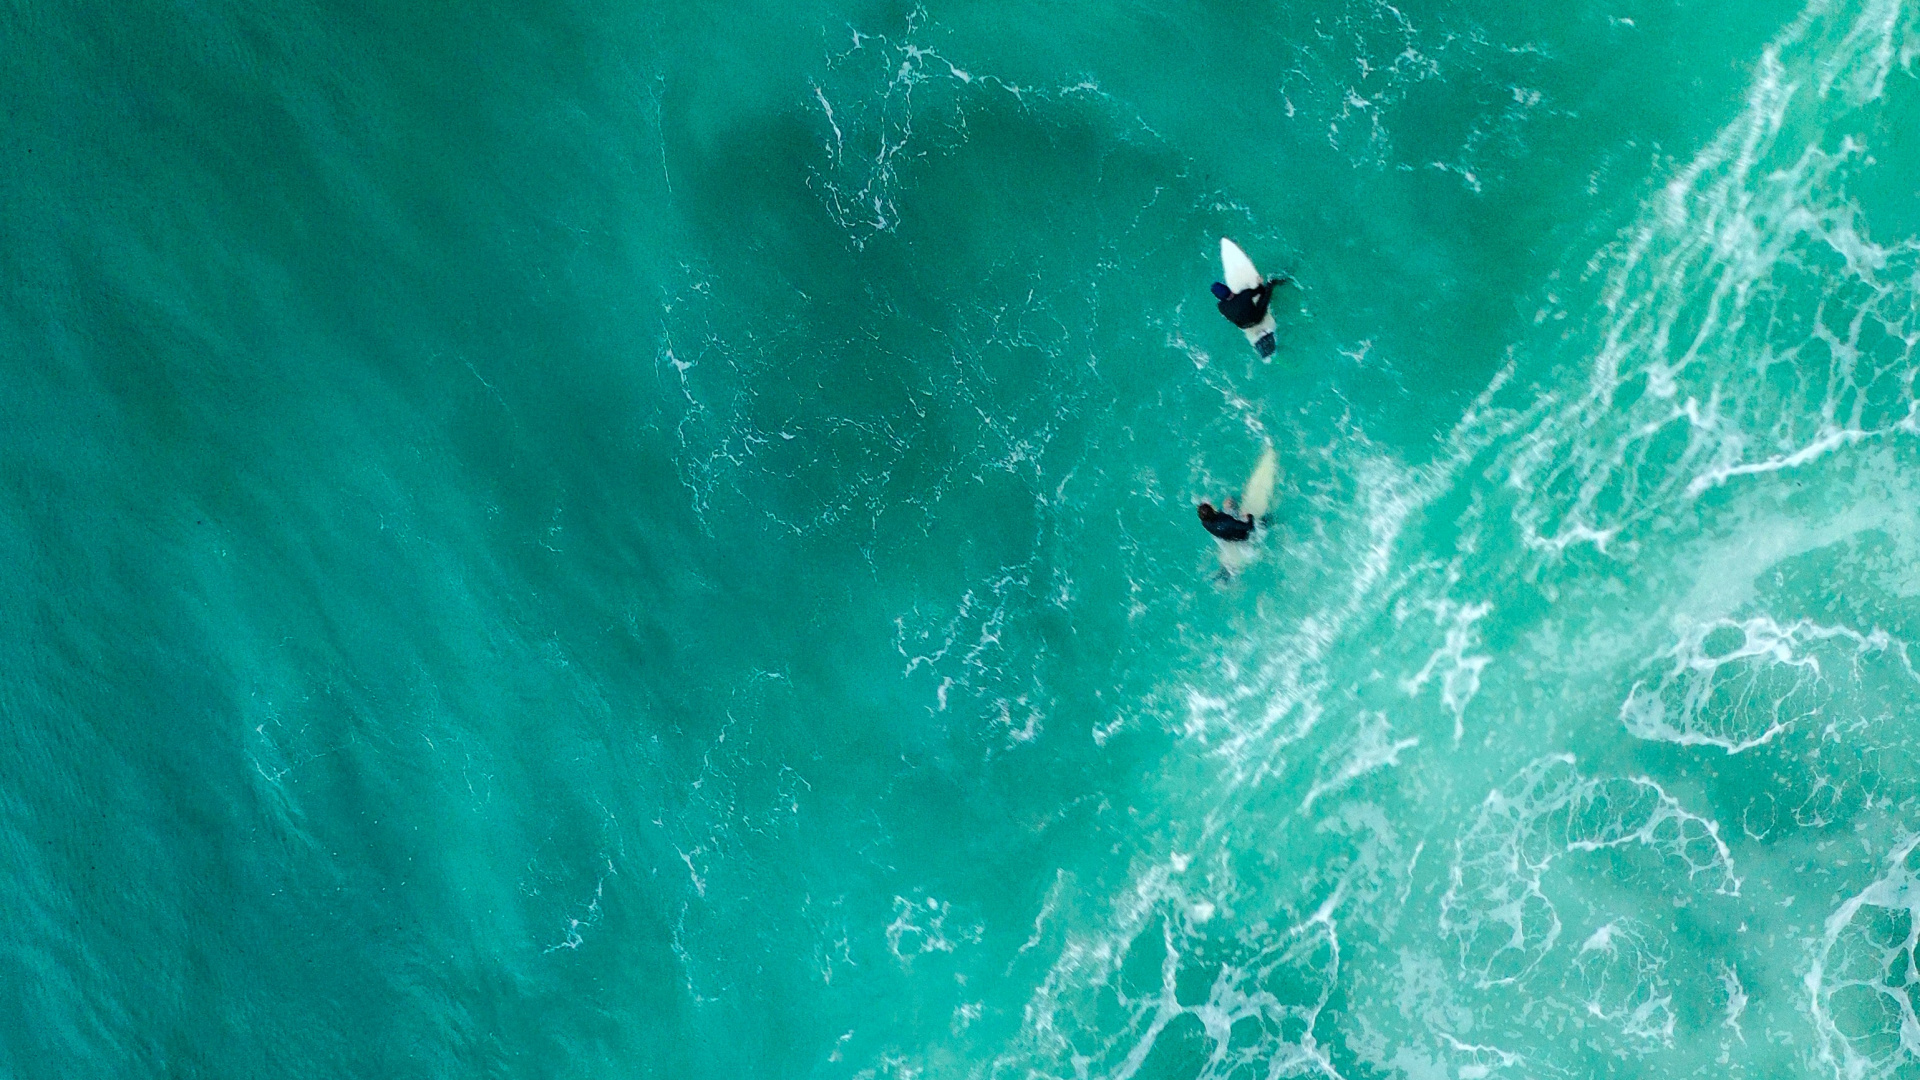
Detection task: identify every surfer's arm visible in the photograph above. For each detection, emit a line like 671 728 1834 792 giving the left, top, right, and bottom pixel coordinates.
1249 286 1274 321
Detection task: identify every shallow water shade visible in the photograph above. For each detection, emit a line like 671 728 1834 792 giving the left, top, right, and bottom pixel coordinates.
5 0 1920 1076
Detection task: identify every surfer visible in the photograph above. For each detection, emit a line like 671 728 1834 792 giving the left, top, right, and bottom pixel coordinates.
1215 239 1287 359
1203 444 1278 578
1197 499 1256 542
1211 276 1287 333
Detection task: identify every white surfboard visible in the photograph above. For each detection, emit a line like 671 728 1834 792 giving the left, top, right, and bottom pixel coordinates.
1218 444 1279 575
1220 237 1278 361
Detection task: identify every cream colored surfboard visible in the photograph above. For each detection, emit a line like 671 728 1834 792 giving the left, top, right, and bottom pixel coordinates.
1218 444 1279 575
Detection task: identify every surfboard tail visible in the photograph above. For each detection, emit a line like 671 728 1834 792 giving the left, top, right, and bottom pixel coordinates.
1255 332 1276 360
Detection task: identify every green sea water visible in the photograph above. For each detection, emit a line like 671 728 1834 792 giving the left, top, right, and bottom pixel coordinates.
6 0 1920 1075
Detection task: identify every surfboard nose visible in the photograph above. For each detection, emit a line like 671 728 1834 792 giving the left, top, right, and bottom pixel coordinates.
1219 238 1262 293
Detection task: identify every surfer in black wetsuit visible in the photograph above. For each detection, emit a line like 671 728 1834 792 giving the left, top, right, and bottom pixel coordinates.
1211 277 1287 331
1197 500 1255 542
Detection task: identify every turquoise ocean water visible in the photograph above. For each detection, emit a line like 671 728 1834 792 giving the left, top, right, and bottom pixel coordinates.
6 0 1920 1075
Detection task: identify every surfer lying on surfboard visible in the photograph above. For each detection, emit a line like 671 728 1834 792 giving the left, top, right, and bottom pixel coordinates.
1202 445 1279 580
1210 279 1284 332
1197 500 1255 542
1213 239 1290 359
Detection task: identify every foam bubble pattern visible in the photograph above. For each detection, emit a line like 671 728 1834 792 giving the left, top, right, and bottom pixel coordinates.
1811 833 1920 1080
1008 853 1351 1080
1621 616 1918 753
1571 918 1676 1046
1440 755 1738 987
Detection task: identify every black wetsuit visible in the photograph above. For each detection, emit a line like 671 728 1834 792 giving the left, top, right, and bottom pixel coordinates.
1216 280 1276 329
1198 504 1255 542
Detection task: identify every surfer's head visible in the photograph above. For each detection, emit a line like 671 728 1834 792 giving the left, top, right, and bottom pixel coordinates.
1211 282 1232 301
1197 502 1216 520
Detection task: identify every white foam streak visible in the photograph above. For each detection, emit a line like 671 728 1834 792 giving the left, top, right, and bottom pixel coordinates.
1508 0 1920 557
1403 599 1492 742
1302 712 1420 811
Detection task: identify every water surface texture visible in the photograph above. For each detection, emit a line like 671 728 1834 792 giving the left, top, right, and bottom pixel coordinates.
6 0 1920 1076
